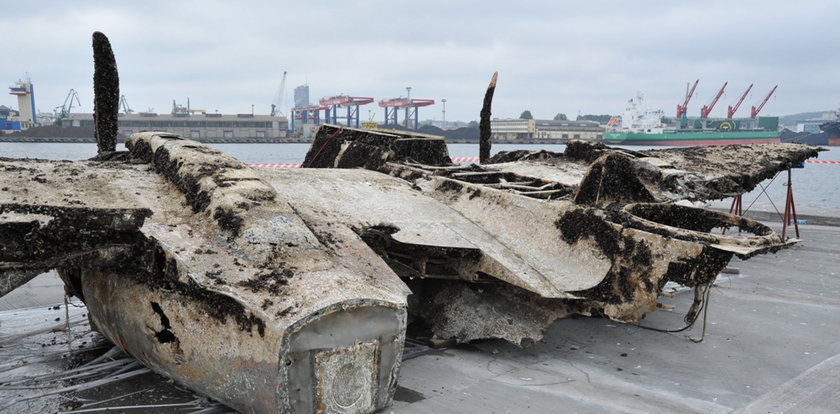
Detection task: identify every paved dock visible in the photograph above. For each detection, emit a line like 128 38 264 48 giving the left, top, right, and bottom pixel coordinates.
390 221 840 414
2 220 839 413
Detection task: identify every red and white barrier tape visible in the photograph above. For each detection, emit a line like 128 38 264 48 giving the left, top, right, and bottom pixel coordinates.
450 156 480 163
250 158 840 168
249 163 302 168
249 157 482 168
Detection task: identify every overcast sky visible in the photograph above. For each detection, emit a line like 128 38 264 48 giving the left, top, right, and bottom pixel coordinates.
2 1 838 123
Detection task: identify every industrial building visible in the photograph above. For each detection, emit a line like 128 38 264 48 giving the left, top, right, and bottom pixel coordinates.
58 112 290 142
491 118 603 143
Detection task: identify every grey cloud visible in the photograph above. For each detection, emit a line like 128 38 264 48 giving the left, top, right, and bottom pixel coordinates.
2 0 839 122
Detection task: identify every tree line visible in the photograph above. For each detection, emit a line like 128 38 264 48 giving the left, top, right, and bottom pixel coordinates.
519 111 612 123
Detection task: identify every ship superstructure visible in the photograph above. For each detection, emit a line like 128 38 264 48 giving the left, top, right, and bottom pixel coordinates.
606 81 781 146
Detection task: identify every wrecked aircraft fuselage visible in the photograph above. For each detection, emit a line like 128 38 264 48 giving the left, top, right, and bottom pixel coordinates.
0 126 822 413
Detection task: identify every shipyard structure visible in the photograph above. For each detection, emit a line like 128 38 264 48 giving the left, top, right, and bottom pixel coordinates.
1 79 38 132
57 112 290 143
490 118 603 143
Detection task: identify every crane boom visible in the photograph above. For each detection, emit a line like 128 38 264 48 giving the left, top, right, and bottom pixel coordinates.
119 94 133 114
750 85 777 119
701 82 728 119
272 71 287 117
54 89 81 120
727 84 753 119
676 79 699 119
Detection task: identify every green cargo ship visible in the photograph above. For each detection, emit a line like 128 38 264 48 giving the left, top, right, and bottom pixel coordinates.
606 92 781 146
604 129 781 146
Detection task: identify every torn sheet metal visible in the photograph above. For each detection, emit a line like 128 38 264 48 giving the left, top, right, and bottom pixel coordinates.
301 124 814 346
1 132 409 413
1 125 822 412
482 140 823 203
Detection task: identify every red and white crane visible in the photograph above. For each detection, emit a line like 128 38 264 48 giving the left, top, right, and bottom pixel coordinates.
701 82 728 119
319 95 375 128
676 79 699 119
726 84 753 119
750 85 778 119
378 97 435 129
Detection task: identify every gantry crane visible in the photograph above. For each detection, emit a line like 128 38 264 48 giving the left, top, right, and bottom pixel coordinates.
726 84 753 119
319 95 375 128
701 82 727 119
750 85 777 119
676 79 699 119
378 97 435 129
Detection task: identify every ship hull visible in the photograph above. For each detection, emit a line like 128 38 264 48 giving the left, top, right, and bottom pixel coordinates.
604 130 781 146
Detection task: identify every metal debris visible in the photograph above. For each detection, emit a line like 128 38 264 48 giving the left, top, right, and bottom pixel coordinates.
300 124 819 346
0 34 826 414
0 127 821 412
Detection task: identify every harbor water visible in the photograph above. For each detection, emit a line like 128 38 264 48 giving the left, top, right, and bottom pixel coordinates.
1 141 838 209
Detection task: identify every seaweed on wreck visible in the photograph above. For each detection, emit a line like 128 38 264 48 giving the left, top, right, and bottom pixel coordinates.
641 144 824 199
303 125 453 169
571 237 656 306
0 203 151 269
213 207 245 239
99 241 270 338
151 145 229 213
434 179 465 193
126 137 276 240
555 209 622 259
660 246 732 288
236 268 294 295
92 31 119 154
485 149 564 164
574 153 656 206
479 72 498 163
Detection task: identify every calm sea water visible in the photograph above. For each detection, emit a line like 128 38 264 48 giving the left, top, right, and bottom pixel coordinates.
1 141 838 208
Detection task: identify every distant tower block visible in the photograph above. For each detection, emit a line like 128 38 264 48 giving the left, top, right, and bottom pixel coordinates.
320 95 374 128
294 84 310 108
378 97 435 130
9 79 37 125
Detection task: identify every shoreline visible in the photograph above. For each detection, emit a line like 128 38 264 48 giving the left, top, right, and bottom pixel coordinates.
0 136 582 145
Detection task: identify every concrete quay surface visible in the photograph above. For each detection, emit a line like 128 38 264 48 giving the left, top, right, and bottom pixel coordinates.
707 199 840 228
390 220 840 414
2 218 839 413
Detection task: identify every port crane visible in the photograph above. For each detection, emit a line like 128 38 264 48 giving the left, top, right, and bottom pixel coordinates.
726 84 753 119
378 97 435 129
319 95 375 128
119 95 134 114
54 89 81 120
701 82 727 119
676 79 699 119
271 71 287 117
750 85 777 119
